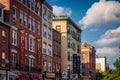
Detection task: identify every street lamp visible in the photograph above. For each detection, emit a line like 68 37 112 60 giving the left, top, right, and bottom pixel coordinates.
5 59 9 80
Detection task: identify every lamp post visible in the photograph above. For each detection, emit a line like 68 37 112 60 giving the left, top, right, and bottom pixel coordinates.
5 59 9 80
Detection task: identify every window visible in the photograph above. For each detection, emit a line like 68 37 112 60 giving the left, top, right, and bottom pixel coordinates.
43 60 47 71
2 30 6 42
48 11 52 23
31 18 35 32
37 22 40 35
31 0 35 11
12 53 17 68
23 0 27 5
67 38 72 48
12 29 17 46
0 8 2 17
12 6 17 21
48 62 52 72
67 25 72 34
27 0 31 8
29 35 35 52
48 28 52 40
2 52 5 67
28 16 31 30
43 42 47 54
48 44 52 56
20 10 23 24
29 58 34 67
37 2 40 16
43 25 47 37
18 0 22 2
43 7 47 20
24 13 27 26
56 25 61 32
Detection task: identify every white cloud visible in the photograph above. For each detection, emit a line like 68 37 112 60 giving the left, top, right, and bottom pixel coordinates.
96 47 119 55
79 0 120 29
95 27 120 46
52 5 72 16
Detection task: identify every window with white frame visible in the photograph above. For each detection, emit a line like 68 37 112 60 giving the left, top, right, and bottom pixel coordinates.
28 16 31 30
43 24 47 37
43 42 47 54
27 0 31 8
24 13 27 26
48 11 52 23
43 60 47 71
31 18 35 32
37 22 40 35
20 10 23 24
12 53 17 67
31 0 35 11
48 62 52 72
12 29 17 46
29 35 35 52
43 7 47 20
2 52 5 67
2 30 6 42
12 6 17 21
48 28 52 40
37 2 40 16
29 57 34 67
56 25 61 32
48 44 52 56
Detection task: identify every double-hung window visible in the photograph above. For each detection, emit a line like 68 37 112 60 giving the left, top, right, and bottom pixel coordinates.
43 7 47 20
12 29 17 46
43 42 47 54
48 44 52 56
12 53 17 68
24 13 27 26
2 30 6 42
56 25 61 32
20 10 23 24
48 11 52 23
48 28 52 40
2 52 5 67
28 16 31 30
37 22 40 35
37 3 40 16
29 35 35 52
43 25 47 37
12 6 17 21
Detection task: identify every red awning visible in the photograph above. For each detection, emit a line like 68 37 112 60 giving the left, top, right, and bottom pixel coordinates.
31 76 41 80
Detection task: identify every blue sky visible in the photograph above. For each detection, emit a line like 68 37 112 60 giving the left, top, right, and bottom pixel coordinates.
46 0 120 69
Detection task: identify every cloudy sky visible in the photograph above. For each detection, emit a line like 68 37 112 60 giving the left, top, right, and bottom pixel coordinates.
46 0 120 68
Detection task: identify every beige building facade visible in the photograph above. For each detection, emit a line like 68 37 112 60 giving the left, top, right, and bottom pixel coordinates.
53 16 82 79
81 43 96 80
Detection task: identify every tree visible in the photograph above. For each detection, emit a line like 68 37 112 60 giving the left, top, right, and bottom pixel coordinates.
96 69 104 80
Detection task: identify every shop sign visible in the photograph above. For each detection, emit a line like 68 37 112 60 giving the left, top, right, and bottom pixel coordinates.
45 72 56 78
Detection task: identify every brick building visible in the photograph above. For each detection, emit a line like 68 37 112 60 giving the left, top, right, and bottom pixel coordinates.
52 29 61 80
0 0 44 79
41 1 54 80
0 3 11 80
53 16 82 79
81 42 96 80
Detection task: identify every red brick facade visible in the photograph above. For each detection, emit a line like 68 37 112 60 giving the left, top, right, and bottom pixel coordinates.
0 0 43 79
52 29 61 79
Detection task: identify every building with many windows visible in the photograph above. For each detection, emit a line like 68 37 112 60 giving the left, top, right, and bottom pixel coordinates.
52 15 82 79
0 0 43 79
0 3 11 80
42 1 54 80
52 29 61 80
81 42 96 80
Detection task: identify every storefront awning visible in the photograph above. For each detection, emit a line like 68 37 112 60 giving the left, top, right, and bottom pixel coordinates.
0 70 18 77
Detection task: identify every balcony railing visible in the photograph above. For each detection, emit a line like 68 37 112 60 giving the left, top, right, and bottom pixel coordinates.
11 63 41 73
